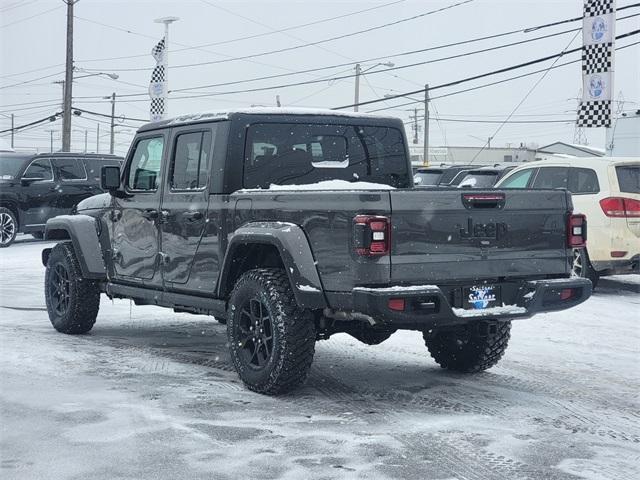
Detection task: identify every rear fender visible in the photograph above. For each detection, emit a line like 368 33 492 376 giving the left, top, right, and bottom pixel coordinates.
219 222 327 309
44 215 106 280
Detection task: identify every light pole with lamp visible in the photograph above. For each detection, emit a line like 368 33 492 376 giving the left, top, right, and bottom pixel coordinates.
354 62 394 112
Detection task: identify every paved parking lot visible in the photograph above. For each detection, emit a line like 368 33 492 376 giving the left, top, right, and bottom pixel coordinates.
1 236 639 480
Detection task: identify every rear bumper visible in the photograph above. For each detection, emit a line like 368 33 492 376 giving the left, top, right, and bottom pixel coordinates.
591 254 640 275
352 278 592 329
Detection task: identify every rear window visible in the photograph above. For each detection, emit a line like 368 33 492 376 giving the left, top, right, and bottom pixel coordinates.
52 158 87 181
84 158 122 182
616 165 640 193
440 168 470 185
568 167 599 194
458 172 499 188
243 123 409 189
414 170 442 186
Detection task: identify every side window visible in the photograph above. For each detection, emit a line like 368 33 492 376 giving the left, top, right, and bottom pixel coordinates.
532 167 569 190
170 130 212 190
85 159 121 182
127 137 165 191
499 168 535 188
568 168 599 194
52 158 87 181
23 159 53 181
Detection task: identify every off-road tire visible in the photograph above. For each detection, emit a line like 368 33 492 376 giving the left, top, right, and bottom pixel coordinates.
227 268 316 395
572 248 599 289
45 242 100 334
424 321 511 373
0 207 18 248
349 327 396 345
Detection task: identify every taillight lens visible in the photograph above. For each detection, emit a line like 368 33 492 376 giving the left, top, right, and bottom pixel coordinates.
599 197 640 218
353 215 390 256
567 214 587 248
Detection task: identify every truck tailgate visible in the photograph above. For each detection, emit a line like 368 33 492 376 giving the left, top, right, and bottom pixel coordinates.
390 189 570 282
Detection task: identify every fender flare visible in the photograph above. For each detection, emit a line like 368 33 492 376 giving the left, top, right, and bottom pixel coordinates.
44 215 107 280
218 222 327 310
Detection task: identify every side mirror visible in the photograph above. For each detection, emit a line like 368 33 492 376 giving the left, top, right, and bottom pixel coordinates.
101 165 121 192
20 177 45 186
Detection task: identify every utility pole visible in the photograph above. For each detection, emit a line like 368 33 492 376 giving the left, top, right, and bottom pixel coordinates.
10 114 14 148
84 129 88 153
96 124 100 153
413 108 419 144
46 130 55 153
276 95 281 107
354 63 361 112
62 0 77 152
109 92 116 154
423 84 430 165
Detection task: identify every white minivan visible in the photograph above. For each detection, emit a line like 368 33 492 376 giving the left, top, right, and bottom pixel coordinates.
495 157 639 287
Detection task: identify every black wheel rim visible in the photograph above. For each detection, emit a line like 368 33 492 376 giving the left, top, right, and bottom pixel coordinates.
49 264 71 316
237 297 274 370
0 212 15 245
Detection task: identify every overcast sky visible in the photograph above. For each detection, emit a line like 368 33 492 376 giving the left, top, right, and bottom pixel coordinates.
1 0 639 156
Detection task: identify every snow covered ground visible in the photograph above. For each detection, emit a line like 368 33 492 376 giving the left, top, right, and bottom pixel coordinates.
1 235 639 480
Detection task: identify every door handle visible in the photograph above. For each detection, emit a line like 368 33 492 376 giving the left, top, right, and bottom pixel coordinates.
183 211 204 221
141 209 159 220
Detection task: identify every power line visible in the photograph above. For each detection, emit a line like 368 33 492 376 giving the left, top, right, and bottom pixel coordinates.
404 118 575 124
0 112 62 134
80 0 476 73
335 29 640 110
0 71 65 90
71 107 147 123
0 0 38 14
366 39 640 113
0 4 62 28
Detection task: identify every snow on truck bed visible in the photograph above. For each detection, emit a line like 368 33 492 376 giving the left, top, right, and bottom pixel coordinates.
238 180 396 192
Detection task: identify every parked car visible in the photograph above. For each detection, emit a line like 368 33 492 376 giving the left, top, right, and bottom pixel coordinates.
496 157 639 286
0 152 123 247
413 164 475 187
457 164 517 188
41 109 590 395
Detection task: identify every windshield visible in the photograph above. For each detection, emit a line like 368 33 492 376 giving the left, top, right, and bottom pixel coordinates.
458 172 499 188
0 155 28 180
414 170 442 186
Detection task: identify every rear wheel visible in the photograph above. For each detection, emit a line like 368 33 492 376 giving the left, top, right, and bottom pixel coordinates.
45 243 100 334
424 321 511 373
571 248 599 289
227 268 316 394
0 207 17 248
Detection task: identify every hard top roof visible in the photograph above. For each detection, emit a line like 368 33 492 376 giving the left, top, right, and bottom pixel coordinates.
138 107 401 132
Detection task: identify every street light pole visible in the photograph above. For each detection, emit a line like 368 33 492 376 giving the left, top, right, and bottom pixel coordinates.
354 63 361 112
109 92 116 154
423 84 430 166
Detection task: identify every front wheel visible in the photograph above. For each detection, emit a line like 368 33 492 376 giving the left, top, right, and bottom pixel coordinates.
45 242 100 334
227 268 316 395
424 321 511 373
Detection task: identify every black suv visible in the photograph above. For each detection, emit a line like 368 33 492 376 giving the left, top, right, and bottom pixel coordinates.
0 152 123 246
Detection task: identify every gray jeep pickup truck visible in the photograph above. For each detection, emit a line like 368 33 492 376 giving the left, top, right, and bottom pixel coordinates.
42 109 592 394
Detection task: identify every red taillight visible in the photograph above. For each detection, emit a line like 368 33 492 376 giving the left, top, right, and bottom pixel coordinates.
560 288 574 300
353 215 390 256
567 214 587 248
599 197 640 218
388 298 405 311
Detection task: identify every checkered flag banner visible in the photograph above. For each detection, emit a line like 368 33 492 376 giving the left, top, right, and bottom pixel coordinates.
149 37 167 122
577 0 616 127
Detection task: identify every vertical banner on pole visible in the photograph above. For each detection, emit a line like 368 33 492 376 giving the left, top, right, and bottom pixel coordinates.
577 0 616 128
149 37 167 122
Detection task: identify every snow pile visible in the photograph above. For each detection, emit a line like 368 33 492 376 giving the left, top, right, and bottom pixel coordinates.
354 285 439 293
238 180 395 192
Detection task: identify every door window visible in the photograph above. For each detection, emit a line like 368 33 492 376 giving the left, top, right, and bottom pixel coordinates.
499 168 535 188
532 167 569 190
52 158 87 181
23 159 53 181
568 168 599 194
127 137 165 191
169 131 212 190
